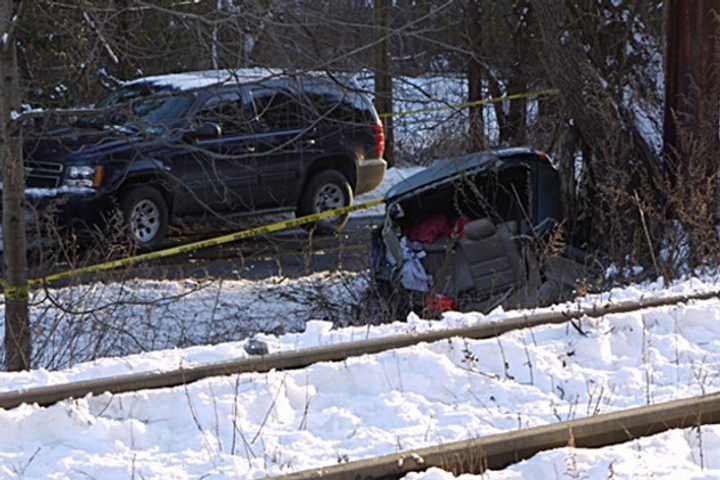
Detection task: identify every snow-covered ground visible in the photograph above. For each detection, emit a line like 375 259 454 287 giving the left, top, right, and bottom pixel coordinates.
0 272 369 372
2 276 720 478
353 165 424 216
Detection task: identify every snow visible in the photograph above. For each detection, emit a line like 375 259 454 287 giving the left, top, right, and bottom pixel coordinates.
24 186 95 198
357 73 470 162
2 275 720 477
0 272 370 374
353 165 425 217
123 67 284 91
1 274 719 389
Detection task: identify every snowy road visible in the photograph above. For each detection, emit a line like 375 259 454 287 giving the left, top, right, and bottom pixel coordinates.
36 166 423 285
3 277 720 478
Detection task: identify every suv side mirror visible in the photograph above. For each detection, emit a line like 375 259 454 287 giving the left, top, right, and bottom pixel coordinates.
185 122 222 141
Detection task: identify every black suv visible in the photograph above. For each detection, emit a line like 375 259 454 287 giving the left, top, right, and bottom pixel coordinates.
21 71 387 247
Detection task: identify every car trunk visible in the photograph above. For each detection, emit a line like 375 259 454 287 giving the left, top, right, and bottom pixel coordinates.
372 153 579 315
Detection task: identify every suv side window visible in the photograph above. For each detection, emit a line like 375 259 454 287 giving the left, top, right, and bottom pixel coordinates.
250 88 303 130
195 92 249 134
299 80 374 126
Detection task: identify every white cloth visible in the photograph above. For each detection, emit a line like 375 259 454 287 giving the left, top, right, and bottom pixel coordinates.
386 237 432 292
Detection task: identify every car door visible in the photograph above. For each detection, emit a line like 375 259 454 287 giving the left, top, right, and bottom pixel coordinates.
171 90 260 216
248 86 307 209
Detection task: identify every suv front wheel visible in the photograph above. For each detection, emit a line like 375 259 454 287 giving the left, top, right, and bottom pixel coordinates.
297 170 353 233
121 186 169 249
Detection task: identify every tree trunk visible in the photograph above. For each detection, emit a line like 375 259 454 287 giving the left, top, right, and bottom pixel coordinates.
466 0 485 150
504 73 527 144
663 0 720 266
115 0 134 79
0 0 30 371
374 0 394 166
663 0 720 160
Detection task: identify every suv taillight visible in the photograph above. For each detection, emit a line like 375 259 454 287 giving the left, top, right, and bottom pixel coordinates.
536 151 552 164
373 120 385 159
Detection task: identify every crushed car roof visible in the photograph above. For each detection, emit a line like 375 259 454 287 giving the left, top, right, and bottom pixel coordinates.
386 147 538 202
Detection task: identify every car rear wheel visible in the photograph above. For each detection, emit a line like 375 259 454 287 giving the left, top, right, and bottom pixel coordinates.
121 186 169 249
297 170 353 233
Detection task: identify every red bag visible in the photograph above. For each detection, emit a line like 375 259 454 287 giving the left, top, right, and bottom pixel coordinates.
425 294 456 313
405 214 450 243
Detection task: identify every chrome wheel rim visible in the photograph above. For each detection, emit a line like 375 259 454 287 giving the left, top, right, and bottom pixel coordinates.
313 184 345 212
130 199 160 243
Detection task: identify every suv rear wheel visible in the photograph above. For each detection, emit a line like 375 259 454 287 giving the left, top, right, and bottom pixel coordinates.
121 186 169 249
297 170 353 233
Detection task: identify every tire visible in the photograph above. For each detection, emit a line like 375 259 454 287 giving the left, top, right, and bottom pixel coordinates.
120 186 169 249
297 170 353 234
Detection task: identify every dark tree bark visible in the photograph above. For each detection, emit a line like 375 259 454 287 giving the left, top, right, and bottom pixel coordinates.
663 0 720 164
374 0 394 166
663 0 720 266
115 0 135 79
466 0 485 150
504 73 527 144
1 0 30 371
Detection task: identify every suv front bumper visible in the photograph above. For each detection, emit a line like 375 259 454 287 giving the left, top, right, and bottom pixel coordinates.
1 187 116 233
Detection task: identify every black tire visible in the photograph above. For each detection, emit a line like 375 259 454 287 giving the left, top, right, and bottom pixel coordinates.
297 170 353 234
120 186 169 249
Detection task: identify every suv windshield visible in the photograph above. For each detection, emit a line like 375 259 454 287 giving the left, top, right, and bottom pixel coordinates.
95 84 159 109
124 95 193 134
79 94 193 135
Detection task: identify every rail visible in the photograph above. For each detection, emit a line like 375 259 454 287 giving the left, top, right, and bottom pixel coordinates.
1 288 718 410
267 392 720 479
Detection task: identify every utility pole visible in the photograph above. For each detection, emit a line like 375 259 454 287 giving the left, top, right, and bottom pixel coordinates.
374 0 394 166
1 0 30 371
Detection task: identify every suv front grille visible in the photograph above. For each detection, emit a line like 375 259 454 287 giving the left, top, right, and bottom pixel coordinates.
26 161 64 189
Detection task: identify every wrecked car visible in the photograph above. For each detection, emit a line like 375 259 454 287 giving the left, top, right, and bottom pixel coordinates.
371 147 591 315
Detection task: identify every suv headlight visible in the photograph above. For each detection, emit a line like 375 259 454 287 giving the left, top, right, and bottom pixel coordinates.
64 165 104 188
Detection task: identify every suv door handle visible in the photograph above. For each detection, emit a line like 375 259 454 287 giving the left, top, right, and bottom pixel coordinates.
305 139 316 146
246 145 256 153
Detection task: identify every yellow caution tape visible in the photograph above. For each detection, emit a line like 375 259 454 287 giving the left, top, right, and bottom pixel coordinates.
3 284 30 302
379 88 560 119
24 198 384 288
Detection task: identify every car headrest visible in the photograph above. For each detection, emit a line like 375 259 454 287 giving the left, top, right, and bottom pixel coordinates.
464 218 496 240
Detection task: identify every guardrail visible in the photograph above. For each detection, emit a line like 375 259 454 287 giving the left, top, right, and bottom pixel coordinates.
1 288 718 410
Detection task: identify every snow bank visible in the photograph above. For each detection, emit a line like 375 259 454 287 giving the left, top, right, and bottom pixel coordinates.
2 274 720 392
2 288 720 477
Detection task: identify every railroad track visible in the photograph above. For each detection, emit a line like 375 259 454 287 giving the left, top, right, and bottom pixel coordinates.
1 288 718 411
267 392 720 479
